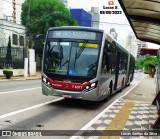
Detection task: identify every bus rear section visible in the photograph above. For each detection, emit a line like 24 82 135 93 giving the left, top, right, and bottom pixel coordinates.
41 27 104 101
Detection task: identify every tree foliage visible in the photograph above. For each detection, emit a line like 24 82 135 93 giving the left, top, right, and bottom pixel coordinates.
135 55 158 72
5 36 12 61
21 0 78 36
135 58 144 70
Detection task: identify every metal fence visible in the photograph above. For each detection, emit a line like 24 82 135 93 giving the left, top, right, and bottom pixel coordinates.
0 47 24 69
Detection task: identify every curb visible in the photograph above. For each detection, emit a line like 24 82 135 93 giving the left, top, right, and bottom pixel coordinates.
0 77 41 81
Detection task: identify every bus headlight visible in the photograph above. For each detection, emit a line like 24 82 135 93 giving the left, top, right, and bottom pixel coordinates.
91 83 96 87
86 86 90 89
42 76 51 87
43 77 46 83
83 81 98 92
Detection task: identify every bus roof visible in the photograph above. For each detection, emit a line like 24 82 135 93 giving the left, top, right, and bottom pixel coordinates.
48 26 135 59
48 26 104 33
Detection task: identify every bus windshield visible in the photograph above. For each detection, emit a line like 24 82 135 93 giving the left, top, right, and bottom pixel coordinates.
43 39 100 77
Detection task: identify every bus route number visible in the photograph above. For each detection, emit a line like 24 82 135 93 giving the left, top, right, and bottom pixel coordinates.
72 85 83 90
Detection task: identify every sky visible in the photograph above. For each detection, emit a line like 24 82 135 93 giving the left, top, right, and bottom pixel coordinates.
2 0 159 48
68 0 133 44
2 0 133 44
68 0 159 48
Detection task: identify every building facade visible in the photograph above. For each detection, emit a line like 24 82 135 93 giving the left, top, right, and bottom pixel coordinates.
0 20 25 48
0 19 25 62
89 7 100 29
0 0 26 48
70 9 92 27
0 0 3 19
125 32 138 58
125 32 148 59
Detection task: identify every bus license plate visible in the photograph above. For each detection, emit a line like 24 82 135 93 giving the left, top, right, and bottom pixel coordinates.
62 95 72 98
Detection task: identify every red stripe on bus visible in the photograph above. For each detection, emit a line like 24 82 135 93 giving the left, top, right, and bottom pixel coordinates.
47 78 90 91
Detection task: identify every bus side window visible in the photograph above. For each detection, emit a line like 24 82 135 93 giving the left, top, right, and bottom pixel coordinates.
102 41 111 74
119 53 124 74
102 51 106 73
110 46 117 74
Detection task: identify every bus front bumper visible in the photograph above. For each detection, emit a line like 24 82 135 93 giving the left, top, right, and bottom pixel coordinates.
42 82 100 101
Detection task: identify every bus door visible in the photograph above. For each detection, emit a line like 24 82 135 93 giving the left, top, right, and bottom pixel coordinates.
114 52 120 90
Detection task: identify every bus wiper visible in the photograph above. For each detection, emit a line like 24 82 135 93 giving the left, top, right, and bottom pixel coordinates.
56 41 63 67
74 41 87 67
88 62 97 68
75 41 87 59
60 60 69 69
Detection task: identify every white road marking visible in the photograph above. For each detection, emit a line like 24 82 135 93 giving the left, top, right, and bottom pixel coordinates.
0 87 41 95
70 74 146 138
0 98 63 119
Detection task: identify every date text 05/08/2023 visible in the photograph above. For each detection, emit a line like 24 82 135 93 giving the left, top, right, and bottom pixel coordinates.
100 11 122 14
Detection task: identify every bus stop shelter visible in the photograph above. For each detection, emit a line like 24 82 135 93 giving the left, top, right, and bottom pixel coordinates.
118 0 160 129
118 0 160 45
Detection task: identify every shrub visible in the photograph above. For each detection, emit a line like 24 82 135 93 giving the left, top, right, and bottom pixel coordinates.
3 70 13 79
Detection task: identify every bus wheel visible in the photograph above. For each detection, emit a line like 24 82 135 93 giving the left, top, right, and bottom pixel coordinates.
119 79 124 92
103 84 112 102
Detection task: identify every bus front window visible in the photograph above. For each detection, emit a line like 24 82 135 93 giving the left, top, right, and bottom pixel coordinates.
44 40 99 77
71 42 99 77
44 41 71 75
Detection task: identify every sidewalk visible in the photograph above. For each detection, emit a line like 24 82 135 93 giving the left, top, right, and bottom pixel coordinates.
70 75 159 139
0 71 41 81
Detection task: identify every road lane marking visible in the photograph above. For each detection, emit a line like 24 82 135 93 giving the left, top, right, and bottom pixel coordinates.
0 98 63 119
70 74 146 138
98 100 135 139
0 87 41 95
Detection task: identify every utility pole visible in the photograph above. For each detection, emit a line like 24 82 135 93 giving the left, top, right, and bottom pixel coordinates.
26 0 31 58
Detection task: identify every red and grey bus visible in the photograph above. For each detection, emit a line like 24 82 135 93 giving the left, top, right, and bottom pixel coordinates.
41 26 135 101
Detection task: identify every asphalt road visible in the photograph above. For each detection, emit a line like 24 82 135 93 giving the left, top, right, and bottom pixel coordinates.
0 72 144 139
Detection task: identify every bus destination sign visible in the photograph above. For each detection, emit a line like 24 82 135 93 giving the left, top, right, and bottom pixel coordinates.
51 30 97 40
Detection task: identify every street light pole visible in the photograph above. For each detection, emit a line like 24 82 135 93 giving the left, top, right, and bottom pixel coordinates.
25 0 31 58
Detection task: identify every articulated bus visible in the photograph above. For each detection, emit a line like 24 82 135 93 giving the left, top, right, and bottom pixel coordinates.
42 26 135 101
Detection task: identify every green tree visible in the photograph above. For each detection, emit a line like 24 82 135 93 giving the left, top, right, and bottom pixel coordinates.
143 55 158 73
5 36 12 64
135 58 144 70
21 0 77 36
135 55 158 73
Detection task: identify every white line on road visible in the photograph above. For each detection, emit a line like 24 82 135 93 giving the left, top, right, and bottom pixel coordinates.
0 98 63 119
0 87 41 95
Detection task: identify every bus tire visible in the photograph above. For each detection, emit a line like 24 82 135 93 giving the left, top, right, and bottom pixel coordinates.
119 79 124 92
103 83 112 102
127 77 131 86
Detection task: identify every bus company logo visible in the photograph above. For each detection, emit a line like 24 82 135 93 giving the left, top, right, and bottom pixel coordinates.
2 131 11 136
108 0 114 5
